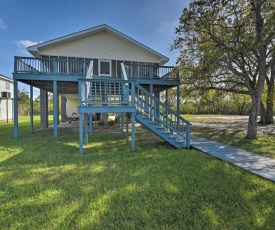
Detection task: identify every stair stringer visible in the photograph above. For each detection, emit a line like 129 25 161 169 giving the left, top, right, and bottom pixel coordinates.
135 112 186 149
131 82 191 149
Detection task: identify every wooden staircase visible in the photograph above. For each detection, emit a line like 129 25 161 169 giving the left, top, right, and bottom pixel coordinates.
135 112 187 149
132 82 190 149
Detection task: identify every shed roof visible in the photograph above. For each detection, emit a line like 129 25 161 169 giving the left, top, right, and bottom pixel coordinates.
0 74 13 83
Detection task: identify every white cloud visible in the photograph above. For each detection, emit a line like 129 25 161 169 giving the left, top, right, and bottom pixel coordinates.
16 40 42 49
0 18 7 29
16 40 43 55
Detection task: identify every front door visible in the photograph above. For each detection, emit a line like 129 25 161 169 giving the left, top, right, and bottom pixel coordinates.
99 59 112 77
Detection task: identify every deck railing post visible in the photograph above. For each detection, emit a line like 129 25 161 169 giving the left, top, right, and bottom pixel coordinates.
149 66 153 79
131 83 135 107
84 113 88 144
52 58 57 74
14 57 18 73
13 79 18 139
53 80 58 137
30 85 34 134
79 113 83 154
126 115 129 144
78 79 83 154
89 113 93 135
78 79 82 106
186 123 190 149
131 112 135 152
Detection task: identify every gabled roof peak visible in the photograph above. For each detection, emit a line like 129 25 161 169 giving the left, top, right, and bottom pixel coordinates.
27 24 169 65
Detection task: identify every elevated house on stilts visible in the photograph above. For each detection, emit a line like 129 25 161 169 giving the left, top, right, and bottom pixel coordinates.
13 24 190 153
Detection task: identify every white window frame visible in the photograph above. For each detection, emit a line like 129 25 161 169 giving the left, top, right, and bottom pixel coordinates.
98 59 112 77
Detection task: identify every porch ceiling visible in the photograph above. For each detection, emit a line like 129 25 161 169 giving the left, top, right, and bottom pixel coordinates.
20 80 78 94
19 79 175 96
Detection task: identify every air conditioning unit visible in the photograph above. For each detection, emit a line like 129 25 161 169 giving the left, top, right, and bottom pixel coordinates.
1 92 11 98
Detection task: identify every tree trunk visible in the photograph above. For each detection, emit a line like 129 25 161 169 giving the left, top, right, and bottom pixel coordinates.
246 0 267 138
266 62 275 124
258 101 267 124
265 95 274 124
259 67 274 124
247 96 258 138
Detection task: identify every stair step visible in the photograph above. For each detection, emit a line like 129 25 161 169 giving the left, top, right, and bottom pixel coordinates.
176 140 184 143
162 130 171 134
133 89 190 149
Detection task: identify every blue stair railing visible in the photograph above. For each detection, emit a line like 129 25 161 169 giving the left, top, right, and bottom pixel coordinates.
131 82 191 149
120 63 191 149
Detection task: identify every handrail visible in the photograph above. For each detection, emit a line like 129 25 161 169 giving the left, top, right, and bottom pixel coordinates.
132 82 191 148
121 63 128 81
121 62 189 147
86 61 94 79
83 61 94 103
121 63 129 101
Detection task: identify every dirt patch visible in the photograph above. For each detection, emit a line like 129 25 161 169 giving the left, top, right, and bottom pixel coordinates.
190 116 275 135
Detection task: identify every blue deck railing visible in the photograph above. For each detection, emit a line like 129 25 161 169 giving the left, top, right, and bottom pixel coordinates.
124 64 178 80
15 57 91 75
79 79 132 106
14 56 178 80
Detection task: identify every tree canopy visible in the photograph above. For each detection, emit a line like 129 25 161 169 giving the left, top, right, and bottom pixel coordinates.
173 0 275 138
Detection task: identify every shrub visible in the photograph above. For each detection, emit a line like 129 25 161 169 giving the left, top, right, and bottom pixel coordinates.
107 120 115 126
97 120 105 126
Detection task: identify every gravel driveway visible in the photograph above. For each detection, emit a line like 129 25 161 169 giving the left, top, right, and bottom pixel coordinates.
190 116 275 135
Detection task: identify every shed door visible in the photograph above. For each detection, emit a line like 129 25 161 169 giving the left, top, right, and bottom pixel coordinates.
99 59 112 77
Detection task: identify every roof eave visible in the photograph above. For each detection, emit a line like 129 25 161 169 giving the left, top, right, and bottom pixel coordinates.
0 74 13 82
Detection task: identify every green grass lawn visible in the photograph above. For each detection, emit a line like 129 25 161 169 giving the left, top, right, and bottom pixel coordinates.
1 116 275 229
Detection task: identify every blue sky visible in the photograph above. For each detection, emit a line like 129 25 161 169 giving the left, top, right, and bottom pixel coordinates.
0 0 189 95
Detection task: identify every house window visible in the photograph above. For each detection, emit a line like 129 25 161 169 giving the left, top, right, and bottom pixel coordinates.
5 83 10 90
99 59 112 77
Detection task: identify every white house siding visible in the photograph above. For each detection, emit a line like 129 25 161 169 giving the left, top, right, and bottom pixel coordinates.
66 99 78 116
39 31 162 64
60 94 79 116
0 76 14 121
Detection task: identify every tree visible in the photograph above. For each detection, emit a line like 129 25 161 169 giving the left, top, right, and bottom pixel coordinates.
33 96 40 115
260 58 275 124
48 93 54 115
17 89 30 115
173 0 275 138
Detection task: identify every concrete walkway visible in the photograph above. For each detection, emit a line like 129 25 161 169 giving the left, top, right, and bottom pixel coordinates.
191 136 275 182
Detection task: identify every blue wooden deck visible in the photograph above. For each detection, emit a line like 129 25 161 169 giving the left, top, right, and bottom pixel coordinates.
13 57 189 154
77 78 191 153
191 136 275 182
